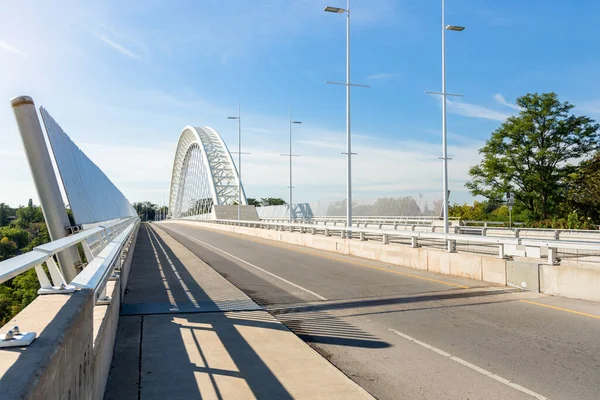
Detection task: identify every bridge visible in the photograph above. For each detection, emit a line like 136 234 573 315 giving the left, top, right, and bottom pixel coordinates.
1 96 600 400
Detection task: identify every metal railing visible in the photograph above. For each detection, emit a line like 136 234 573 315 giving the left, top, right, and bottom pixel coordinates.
177 218 600 267
0 217 139 302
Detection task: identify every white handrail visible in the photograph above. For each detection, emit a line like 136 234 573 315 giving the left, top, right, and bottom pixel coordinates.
0 217 139 294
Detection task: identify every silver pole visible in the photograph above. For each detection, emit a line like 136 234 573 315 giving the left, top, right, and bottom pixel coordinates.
11 96 80 282
346 0 352 230
289 106 293 223
441 0 449 234
238 101 241 221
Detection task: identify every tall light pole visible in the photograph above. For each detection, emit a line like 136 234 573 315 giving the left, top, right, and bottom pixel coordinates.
228 102 249 221
426 0 464 235
281 106 301 223
324 1 369 231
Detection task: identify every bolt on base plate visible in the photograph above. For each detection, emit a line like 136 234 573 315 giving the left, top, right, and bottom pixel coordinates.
0 332 36 348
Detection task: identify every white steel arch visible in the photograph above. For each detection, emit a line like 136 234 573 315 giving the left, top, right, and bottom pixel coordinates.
168 126 247 218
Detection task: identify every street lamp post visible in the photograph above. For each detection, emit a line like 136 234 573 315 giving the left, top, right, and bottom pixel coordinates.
324 0 370 232
281 106 302 223
426 0 464 236
228 102 247 221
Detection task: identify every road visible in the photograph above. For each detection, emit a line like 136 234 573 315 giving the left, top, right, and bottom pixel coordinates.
156 222 600 400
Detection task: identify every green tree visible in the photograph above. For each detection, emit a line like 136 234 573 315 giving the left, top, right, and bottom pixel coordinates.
13 199 44 228
565 151 600 224
247 198 261 207
0 237 18 260
466 93 599 219
0 227 29 249
260 198 286 206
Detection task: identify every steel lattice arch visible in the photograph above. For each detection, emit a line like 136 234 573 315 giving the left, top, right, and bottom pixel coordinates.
168 126 246 218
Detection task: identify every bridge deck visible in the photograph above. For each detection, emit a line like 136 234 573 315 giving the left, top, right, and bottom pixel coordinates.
106 221 600 400
104 223 371 400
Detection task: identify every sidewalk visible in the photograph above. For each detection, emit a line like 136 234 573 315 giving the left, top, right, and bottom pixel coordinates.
104 223 373 400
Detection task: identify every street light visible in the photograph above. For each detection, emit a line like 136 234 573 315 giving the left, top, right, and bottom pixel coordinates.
324 0 369 232
281 106 302 223
228 102 244 221
426 0 465 237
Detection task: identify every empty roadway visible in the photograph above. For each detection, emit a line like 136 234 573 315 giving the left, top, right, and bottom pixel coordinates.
157 222 600 400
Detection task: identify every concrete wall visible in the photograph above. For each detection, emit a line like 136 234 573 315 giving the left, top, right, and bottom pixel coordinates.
0 290 94 400
168 221 600 302
213 205 259 221
0 224 139 400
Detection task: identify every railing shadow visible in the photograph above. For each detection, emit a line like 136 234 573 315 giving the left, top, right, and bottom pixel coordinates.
107 223 390 399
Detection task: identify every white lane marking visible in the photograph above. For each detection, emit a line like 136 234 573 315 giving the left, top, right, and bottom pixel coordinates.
163 226 328 301
388 328 548 400
148 225 200 308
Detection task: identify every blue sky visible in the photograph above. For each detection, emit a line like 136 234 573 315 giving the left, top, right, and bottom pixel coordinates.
1 0 600 208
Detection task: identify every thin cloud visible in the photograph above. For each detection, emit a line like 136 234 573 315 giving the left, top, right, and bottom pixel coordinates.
494 93 523 111
446 98 512 122
578 101 600 116
95 34 141 60
0 40 27 57
367 72 400 81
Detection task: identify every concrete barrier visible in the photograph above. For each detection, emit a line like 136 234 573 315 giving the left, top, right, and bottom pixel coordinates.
540 265 600 301
0 290 94 400
167 221 600 302
0 224 139 400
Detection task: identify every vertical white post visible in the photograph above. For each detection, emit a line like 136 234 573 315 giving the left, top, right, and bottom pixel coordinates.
289 106 293 223
238 102 242 221
346 0 352 231
441 0 450 234
11 96 80 282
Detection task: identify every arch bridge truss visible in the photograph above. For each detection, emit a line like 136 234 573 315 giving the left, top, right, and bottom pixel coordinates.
168 126 246 218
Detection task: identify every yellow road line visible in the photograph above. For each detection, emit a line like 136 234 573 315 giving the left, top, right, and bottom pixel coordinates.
166 223 470 290
520 300 600 320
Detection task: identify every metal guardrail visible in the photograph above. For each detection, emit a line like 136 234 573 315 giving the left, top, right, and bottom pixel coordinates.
181 218 600 266
260 216 600 241
0 217 139 301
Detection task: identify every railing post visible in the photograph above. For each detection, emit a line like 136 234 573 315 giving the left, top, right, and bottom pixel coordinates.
447 239 456 253
411 237 418 248
11 96 80 282
547 247 558 265
360 232 366 241
498 244 505 259
382 234 389 244
325 228 330 237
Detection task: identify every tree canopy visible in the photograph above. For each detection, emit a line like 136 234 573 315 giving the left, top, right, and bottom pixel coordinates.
466 93 599 219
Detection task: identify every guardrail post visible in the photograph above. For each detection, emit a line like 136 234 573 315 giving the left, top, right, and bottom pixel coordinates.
553 230 560 240
411 237 418 248
447 239 456 253
311 227 316 235
498 244 505 259
482 227 487 236
325 228 330 237
514 229 521 238
341 230 346 239
382 234 389 244
360 232 366 241
547 247 558 265
11 96 80 282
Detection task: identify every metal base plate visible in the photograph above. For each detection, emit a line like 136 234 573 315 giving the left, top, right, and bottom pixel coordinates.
0 332 36 348
38 285 77 295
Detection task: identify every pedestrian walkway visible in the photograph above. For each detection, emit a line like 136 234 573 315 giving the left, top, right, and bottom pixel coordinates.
104 223 373 400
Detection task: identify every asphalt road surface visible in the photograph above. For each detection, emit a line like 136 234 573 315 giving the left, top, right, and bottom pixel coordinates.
156 222 600 400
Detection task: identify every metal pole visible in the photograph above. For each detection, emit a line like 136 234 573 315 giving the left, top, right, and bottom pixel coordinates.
11 96 80 282
289 106 293 223
238 101 242 221
346 0 352 230
441 0 450 234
